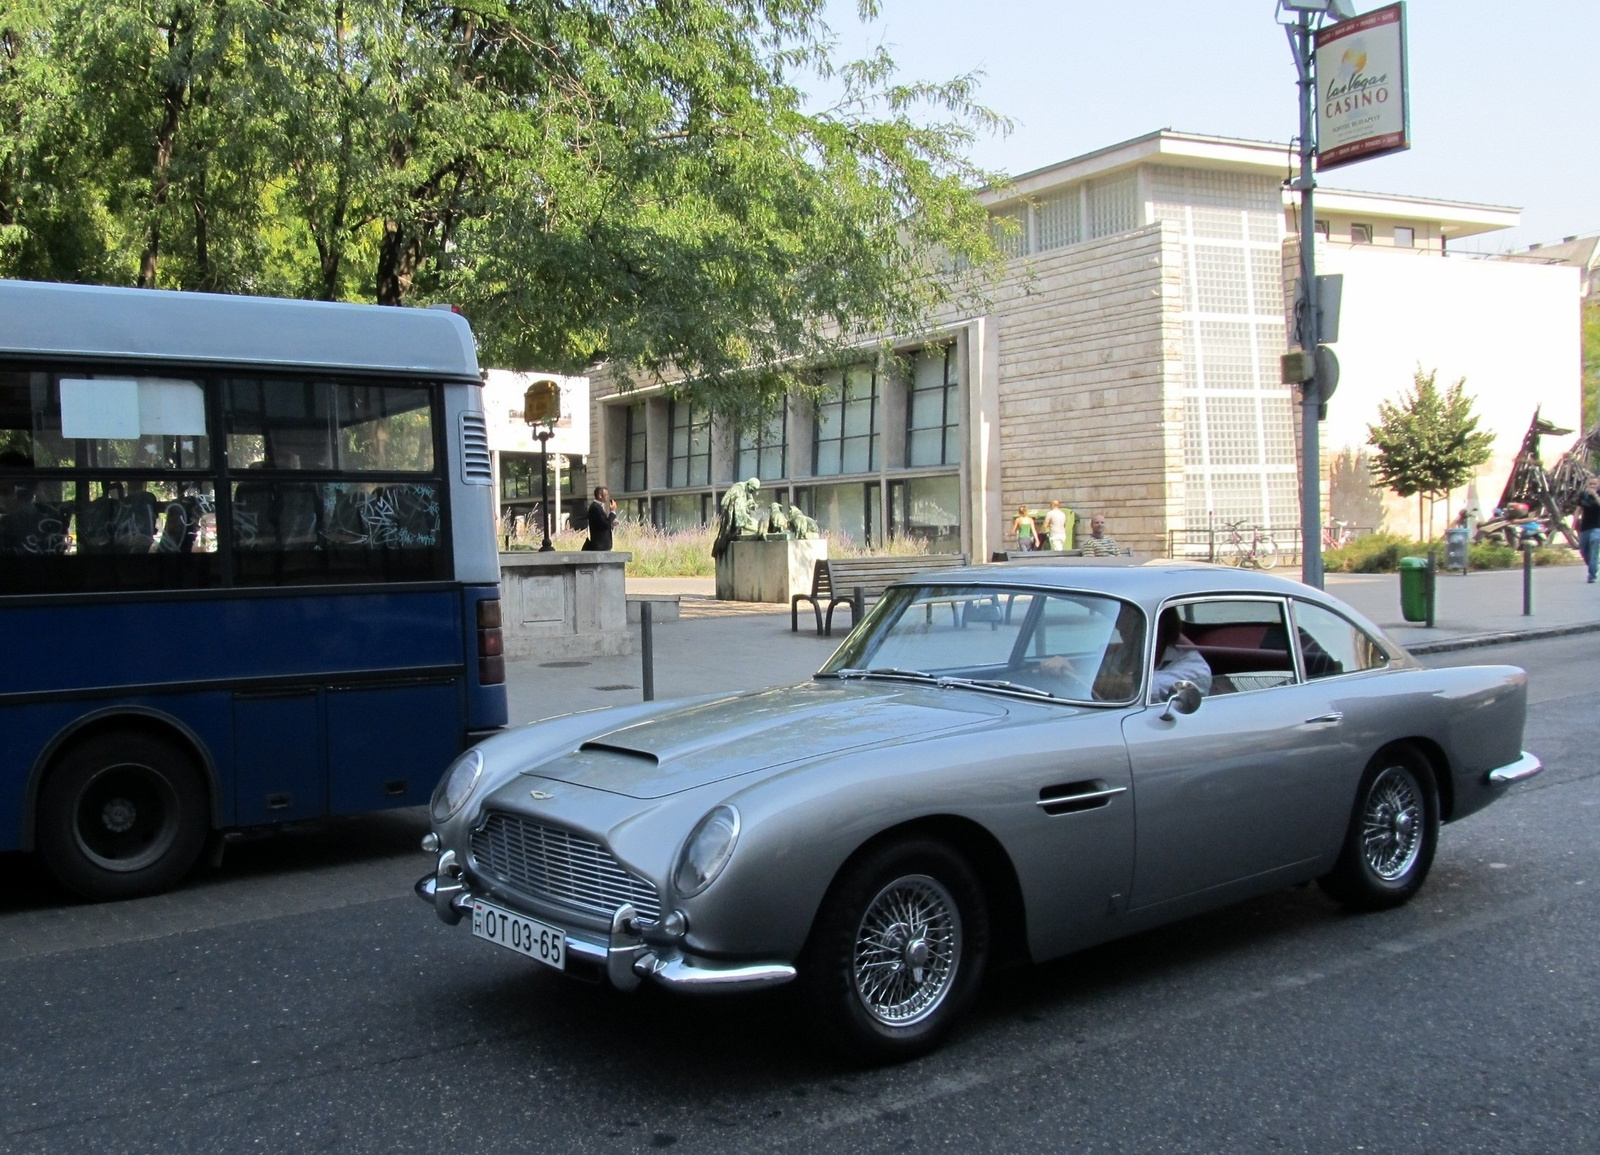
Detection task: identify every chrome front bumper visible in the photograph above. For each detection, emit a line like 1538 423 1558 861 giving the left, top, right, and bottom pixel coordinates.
415 870 797 995
1487 750 1543 786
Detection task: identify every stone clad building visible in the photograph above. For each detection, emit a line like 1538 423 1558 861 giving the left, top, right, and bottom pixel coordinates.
587 130 1580 557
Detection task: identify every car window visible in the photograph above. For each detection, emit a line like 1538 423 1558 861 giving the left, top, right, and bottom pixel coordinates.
819 584 1144 703
1292 601 1388 678
1167 598 1297 697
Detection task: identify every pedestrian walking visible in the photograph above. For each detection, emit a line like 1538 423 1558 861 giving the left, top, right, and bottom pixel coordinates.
1578 477 1600 584
1011 505 1040 552
582 486 617 551
1080 514 1120 557
1043 500 1068 551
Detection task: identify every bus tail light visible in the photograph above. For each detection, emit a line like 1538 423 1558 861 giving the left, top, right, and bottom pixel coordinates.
477 599 505 685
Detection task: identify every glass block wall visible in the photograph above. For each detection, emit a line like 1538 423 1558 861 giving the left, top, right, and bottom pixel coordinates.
1151 166 1297 532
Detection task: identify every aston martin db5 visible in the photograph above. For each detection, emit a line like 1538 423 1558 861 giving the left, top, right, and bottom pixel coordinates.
417 564 1539 1059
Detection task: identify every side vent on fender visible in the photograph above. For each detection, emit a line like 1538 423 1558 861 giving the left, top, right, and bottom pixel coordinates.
1037 780 1127 817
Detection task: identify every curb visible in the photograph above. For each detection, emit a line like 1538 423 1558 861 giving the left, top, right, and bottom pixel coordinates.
1404 620 1600 655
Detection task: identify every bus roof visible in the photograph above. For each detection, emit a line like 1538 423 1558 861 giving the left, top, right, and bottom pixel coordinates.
0 279 481 381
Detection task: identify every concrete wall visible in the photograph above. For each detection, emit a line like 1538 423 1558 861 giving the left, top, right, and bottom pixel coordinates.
957 224 1177 558
499 551 631 660
1309 243 1582 536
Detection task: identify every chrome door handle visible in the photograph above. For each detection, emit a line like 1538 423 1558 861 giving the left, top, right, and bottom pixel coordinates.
1035 786 1128 808
1304 711 1344 725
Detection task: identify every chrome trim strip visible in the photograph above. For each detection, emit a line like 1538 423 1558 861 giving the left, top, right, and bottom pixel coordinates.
1488 751 1543 785
1035 786 1127 807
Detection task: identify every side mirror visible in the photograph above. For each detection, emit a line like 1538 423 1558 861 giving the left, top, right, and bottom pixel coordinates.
1160 680 1202 721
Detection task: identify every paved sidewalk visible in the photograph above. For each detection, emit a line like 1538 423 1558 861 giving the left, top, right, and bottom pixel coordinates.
1327 562 1600 653
503 562 1599 725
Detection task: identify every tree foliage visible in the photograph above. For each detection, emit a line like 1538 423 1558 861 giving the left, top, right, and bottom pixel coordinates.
1367 367 1495 538
0 0 1005 416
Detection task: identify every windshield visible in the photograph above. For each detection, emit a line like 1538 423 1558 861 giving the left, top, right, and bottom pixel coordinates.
819 584 1146 704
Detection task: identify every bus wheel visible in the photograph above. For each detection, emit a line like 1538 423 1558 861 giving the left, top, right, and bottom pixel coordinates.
37 732 209 901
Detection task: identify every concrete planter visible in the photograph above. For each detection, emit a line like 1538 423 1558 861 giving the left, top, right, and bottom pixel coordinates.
499 551 631 660
715 538 829 603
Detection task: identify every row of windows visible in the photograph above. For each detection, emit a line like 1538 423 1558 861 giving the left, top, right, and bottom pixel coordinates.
1314 220 1417 247
638 473 962 552
623 347 961 491
0 369 449 593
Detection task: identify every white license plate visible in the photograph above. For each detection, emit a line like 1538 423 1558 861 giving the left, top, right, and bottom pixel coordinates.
471 899 566 971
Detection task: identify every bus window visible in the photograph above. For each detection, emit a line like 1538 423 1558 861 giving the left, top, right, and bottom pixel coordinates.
224 380 434 473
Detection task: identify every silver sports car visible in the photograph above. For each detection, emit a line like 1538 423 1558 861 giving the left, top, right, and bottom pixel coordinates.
417 564 1540 1059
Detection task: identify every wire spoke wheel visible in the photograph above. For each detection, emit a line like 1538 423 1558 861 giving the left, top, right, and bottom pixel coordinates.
851 874 962 1027
1360 766 1423 881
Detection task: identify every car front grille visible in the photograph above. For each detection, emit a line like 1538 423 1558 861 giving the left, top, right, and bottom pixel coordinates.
470 812 660 921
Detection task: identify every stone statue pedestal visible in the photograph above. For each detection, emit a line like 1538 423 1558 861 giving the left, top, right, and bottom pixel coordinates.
715 538 829 603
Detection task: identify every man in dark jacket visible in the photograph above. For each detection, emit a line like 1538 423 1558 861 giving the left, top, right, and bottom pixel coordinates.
582 486 617 551
1577 476 1600 584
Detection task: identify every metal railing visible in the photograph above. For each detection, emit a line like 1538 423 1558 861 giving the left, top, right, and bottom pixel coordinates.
1167 525 1305 568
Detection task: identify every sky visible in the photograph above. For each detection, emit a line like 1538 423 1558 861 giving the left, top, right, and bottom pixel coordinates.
818 0 1599 254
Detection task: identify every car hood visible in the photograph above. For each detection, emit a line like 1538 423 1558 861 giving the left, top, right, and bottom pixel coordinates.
521 681 1009 799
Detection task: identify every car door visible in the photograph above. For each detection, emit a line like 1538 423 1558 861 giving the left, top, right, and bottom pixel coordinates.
993 591 1145 959
1120 596 1357 911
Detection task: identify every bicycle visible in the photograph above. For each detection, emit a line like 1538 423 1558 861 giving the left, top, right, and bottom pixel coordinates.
1321 519 1354 550
1219 519 1278 569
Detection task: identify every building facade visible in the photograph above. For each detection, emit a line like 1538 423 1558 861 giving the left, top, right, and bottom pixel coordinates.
586 131 1581 558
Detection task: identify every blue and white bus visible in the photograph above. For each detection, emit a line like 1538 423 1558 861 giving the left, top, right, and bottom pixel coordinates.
0 280 508 900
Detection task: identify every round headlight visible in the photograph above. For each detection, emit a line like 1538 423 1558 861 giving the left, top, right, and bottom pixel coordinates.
431 748 483 824
673 805 740 898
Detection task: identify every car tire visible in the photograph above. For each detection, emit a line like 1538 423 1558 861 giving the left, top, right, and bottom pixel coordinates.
799 838 989 1062
37 731 210 901
1318 747 1439 911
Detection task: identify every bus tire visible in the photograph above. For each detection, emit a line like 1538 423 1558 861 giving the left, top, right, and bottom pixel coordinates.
37 731 210 901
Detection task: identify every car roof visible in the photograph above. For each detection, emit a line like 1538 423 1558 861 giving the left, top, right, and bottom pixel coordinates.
0 278 481 381
897 561 1346 614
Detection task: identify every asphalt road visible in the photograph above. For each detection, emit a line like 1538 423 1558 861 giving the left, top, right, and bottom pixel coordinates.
2 635 1596 1154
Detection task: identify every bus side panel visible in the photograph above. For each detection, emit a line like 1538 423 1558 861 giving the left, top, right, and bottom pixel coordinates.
0 590 468 696
462 582 510 735
327 680 462 814
0 692 236 852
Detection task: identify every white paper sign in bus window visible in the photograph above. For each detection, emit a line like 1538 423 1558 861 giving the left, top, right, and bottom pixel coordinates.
1315 3 1409 171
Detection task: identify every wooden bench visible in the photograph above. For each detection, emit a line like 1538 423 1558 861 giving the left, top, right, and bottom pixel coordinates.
791 554 969 636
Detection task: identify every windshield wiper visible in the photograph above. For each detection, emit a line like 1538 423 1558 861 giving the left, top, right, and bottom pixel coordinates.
937 676 1059 699
820 666 937 682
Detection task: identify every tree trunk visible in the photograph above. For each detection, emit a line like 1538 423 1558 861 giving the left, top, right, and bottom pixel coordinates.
138 49 190 288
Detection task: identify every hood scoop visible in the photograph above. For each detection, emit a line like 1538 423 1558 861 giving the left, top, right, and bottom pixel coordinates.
577 740 658 765
525 684 1009 799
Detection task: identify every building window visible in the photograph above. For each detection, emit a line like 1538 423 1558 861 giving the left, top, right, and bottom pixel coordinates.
796 480 880 547
624 403 647 492
666 400 710 488
1394 226 1415 248
1086 174 1138 239
814 365 879 476
651 491 710 530
906 345 961 468
988 206 1028 258
736 411 787 481
1314 219 1330 239
888 474 961 552
1350 223 1372 244
1035 188 1082 251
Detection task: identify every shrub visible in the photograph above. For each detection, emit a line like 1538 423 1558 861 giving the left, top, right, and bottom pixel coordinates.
500 516 937 576
1323 532 1578 573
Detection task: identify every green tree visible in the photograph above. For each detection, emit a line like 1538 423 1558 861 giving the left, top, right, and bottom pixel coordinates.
1368 367 1496 539
3 0 1006 421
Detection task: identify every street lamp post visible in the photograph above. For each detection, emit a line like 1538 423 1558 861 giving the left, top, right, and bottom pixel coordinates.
1278 0 1352 590
535 426 554 552
521 378 563 553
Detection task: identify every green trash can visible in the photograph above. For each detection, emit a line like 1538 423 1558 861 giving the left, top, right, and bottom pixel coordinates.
1399 556 1429 622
